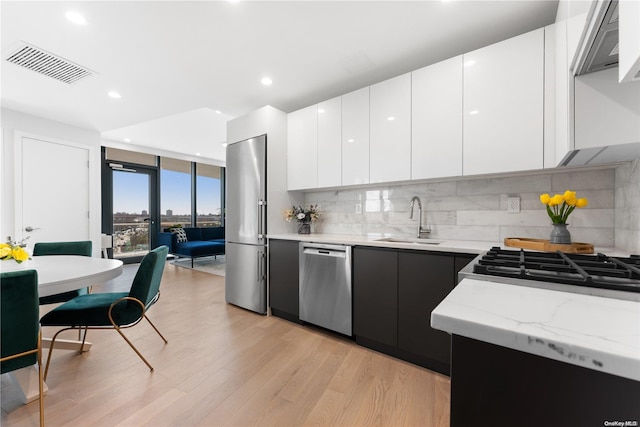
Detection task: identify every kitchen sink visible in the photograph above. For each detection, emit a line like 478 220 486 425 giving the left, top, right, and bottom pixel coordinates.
375 237 443 245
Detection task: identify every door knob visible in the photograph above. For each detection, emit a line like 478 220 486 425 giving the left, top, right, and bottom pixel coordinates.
24 226 41 232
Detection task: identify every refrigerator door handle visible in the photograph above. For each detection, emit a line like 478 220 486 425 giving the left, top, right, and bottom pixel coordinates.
257 199 266 241
257 250 265 282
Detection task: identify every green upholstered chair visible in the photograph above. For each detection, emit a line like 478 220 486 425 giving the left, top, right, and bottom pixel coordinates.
1 270 45 427
41 246 169 381
34 240 93 305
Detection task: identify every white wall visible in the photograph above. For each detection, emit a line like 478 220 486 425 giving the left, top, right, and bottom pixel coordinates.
1 108 102 256
555 0 591 23
102 137 225 167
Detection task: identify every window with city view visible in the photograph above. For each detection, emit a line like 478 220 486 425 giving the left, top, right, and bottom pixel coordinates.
112 169 152 259
161 158 192 230
160 158 223 230
104 148 224 261
196 163 222 228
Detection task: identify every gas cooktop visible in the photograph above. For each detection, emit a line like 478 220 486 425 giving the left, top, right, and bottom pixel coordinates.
463 247 640 302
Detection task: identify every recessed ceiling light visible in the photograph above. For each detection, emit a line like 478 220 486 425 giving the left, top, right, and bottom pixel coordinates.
464 60 476 67
66 11 87 25
215 110 221 114
124 138 131 142
469 110 479 115
261 77 273 86
108 91 121 99
222 143 228 148
387 116 395 121
196 153 201 156
347 139 355 143
318 108 325 113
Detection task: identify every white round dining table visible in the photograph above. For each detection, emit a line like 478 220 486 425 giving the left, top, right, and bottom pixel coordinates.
1 255 124 404
0 255 123 297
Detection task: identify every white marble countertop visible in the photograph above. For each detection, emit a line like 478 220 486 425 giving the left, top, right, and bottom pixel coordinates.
268 232 497 255
268 232 626 256
432 278 640 381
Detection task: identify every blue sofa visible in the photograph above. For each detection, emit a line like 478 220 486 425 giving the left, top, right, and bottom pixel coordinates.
158 227 225 267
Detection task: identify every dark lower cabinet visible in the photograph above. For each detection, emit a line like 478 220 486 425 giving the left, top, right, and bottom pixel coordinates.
270 241 479 375
268 239 301 323
398 252 455 373
353 247 398 347
450 335 640 427
353 247 476 375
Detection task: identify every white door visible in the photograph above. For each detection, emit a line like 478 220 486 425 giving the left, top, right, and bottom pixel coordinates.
16 136 90 253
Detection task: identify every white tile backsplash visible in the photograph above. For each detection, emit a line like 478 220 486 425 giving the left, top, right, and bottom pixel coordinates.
614 159 640 253
302 164 640 251
552 169 616 192
456 174 552 196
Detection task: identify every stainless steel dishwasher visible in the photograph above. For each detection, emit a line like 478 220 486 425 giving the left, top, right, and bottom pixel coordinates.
299 242 352 336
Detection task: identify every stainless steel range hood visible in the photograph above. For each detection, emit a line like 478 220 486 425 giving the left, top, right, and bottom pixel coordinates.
560 142 640 167
564 0 640 167
574 0 619 76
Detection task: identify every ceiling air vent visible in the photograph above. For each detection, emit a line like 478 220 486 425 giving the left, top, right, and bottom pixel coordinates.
5 42 96 84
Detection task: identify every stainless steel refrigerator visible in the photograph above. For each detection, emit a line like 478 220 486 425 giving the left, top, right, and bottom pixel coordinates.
225 134 267 314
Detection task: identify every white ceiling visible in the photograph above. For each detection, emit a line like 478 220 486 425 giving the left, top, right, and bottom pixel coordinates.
1 0 559 163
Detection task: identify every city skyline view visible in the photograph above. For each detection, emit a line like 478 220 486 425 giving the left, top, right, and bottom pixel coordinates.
113 169 222 216
112 167 222 259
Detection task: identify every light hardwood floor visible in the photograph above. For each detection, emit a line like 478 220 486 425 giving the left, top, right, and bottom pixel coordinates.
2 262 450 427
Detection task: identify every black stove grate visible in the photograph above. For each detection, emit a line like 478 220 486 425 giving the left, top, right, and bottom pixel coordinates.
473 247 640 294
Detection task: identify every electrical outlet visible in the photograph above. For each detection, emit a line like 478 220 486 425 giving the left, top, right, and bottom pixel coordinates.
355 202 362 215
507 196 520 213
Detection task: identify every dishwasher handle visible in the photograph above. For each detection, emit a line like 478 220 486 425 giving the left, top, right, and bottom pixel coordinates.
302 247 346 258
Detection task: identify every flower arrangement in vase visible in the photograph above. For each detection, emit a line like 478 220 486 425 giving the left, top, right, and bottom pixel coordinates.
285 205 320 234
539 190 588 244
0 238 30 263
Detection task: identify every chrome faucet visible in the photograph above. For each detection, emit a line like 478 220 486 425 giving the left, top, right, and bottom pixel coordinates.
409 196 431 238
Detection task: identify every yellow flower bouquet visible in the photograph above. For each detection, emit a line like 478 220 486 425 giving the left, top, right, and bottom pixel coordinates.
0 242 30 263
539 190 588 224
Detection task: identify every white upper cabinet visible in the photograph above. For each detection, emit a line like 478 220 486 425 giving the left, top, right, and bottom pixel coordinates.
411 56 463 179
369 73 411 183
545 12 592 168
287 105 318 190
317 96 342 188
619 0 640 83
463 28 545 176
342 87 370 186
544 22 560 168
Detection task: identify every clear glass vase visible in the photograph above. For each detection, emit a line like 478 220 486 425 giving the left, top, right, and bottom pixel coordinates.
550 223 571 244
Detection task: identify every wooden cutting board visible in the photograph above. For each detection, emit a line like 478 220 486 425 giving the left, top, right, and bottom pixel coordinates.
504 238 594 254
